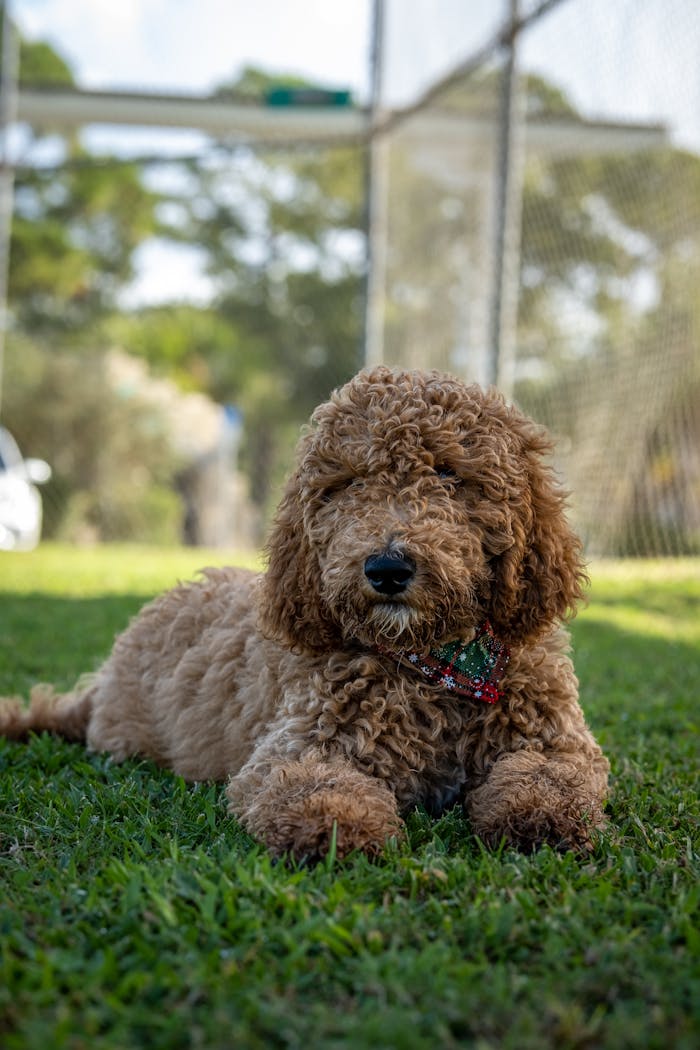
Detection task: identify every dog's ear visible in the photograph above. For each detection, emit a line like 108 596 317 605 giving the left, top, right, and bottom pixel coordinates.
486 418 587 645
256 450 340 654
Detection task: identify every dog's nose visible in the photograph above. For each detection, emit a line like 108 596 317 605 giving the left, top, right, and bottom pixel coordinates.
364 553 416 596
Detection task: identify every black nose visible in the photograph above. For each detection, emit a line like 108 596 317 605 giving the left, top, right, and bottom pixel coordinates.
364 553 416 596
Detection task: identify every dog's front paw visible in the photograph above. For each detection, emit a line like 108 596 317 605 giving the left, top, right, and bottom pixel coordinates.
465 749 609 853
227 756 404 862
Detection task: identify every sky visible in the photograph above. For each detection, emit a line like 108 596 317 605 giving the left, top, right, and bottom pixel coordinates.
16 0 372 98
12 0 700 305
14 0 487 306
15 0 377 304
17 0 698 132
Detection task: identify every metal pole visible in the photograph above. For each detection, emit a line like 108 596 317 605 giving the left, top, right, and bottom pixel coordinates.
363 0 388 368
487 0 525 396
0 0 19 418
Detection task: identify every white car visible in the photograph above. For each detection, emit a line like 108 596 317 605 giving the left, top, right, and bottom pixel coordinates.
0 426 52 551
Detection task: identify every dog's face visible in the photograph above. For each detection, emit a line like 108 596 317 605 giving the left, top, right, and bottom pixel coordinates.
259 368 586 653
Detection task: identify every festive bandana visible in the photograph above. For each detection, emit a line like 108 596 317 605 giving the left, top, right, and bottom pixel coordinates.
383 621 510 703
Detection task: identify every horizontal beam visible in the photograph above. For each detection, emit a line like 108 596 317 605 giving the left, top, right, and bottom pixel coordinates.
15 86 667 156
396 109 668 157
17 87 368 144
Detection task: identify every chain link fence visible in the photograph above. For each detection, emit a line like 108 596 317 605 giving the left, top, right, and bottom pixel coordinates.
371 0 700 555
3 0 699 555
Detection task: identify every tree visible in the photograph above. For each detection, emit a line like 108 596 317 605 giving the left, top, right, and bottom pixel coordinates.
11 158 158 335
2 334 182 543
3 19 158 336
1 26 175 542
3 44 367 540
514 118 700 554
134 68 367 526
376 69 700 554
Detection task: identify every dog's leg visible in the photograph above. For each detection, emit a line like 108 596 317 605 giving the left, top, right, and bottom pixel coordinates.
227 747 405 861
464 747 610 852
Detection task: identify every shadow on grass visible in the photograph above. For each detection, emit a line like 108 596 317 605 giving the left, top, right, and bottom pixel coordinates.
1 597 697 894
0 592 150 694
571 616 699 847
4 587 697 739
4 585 697 701
3 591 697 849
571 615 699 724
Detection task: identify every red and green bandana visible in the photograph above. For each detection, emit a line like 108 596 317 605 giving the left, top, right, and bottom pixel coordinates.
384 621 510 703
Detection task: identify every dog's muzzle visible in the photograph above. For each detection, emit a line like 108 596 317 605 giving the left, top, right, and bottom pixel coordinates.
364 552 416 596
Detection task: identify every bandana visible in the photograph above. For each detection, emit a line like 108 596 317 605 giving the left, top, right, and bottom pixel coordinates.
382 621 510 703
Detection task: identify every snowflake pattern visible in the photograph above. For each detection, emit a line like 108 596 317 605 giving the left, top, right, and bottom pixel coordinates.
384 621 510 704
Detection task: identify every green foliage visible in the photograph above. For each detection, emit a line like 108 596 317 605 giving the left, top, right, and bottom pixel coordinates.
6 35 698 549
0 551 698 1049
215 64 321 100
518 142 700 368
104 306 242 396
4 24 158 335
440 70 579 119
525 74 580 118
176 143 365 406
5 42 365 527
11 159 158 334
17 38 74 86
147 125 365 520
0 6 74 87
57 483 182 547
2 337 182 542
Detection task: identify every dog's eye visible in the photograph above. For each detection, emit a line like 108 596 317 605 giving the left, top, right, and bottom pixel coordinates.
320 477 355 502
435 465 460 484
321 485 344 503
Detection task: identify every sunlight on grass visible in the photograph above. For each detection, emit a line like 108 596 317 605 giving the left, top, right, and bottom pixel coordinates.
584 559 700 644
0 543 263 597
580 602 699 643
588 558 700 583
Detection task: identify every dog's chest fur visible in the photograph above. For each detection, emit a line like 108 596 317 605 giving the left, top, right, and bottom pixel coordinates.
281 650 494 815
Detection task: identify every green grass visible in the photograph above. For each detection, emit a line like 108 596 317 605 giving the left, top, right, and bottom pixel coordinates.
1 546 698 1050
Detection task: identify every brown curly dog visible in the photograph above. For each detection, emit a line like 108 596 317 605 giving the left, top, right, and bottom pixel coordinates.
1 367 609 861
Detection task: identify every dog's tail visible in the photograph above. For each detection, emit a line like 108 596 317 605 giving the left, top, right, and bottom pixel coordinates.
0 680 94 743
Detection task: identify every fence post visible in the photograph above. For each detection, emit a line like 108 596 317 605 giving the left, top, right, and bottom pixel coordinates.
0 0 19 419
487 0 526 397
363 0 389 369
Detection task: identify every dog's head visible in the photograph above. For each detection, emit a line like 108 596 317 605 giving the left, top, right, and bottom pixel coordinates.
258 367 586 653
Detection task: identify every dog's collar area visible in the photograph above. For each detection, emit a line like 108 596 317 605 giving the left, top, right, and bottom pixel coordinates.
379 621 510 703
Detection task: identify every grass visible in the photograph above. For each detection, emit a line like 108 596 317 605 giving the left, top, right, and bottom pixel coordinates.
1 545 698 1050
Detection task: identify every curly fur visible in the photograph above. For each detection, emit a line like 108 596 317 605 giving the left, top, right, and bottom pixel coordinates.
0 368 609 860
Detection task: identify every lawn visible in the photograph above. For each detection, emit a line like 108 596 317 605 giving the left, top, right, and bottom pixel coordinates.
1 546 698 1050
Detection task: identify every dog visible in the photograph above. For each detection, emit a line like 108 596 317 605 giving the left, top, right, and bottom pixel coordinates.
1 367 609 860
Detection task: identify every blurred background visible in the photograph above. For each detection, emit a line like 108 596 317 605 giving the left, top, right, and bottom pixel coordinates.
0 0 698 555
